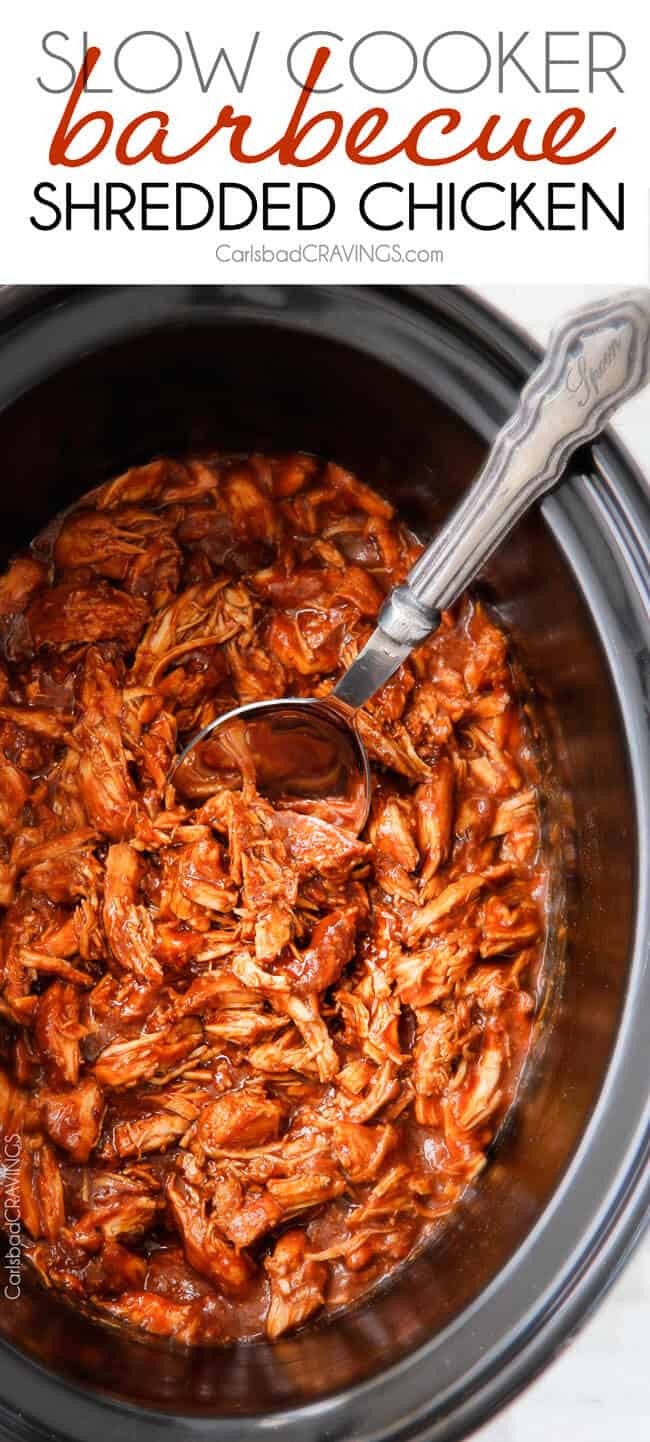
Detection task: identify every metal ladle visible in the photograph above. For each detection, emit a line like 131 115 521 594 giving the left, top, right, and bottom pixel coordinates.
173 289 650 831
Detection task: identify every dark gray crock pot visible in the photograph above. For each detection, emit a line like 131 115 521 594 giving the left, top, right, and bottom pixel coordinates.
0 284 646 1442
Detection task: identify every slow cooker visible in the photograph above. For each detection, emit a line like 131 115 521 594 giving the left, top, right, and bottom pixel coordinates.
0 284 646 1442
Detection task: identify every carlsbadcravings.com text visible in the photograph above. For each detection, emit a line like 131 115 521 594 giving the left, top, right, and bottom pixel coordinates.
2 1135 23 1302
213 244 445 264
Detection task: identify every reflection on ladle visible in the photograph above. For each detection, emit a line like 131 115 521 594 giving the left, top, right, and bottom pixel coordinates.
172 290 650 836
172 697 372 833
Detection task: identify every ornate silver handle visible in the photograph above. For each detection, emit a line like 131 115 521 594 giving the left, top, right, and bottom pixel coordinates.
334 288 650 710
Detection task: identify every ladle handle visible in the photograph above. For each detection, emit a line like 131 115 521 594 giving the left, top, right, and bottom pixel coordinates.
377 287 650 645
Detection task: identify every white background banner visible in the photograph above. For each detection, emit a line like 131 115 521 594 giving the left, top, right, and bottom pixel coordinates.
1 0 648 283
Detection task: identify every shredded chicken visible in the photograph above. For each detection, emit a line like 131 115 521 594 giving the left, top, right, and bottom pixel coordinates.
0 451 548 1347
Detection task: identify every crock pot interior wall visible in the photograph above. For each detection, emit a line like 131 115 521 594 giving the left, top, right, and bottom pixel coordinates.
0 291 636 1416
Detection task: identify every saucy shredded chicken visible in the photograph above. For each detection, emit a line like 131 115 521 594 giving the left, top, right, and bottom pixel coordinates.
0 453 548 1344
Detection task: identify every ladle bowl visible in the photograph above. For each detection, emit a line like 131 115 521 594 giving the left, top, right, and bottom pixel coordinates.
172 696 371 831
